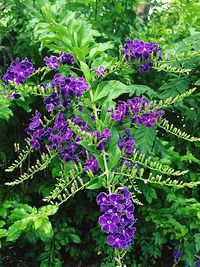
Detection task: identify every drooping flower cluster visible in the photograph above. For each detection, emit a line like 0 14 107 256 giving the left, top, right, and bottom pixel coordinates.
26 111 46 149
97 187 136 249
44 52 74 69
118 130 135 155
110 96 164 128
122 38 162 72
43 73 89 111
92 65 106 76
2 58 35 84
27 110 111 164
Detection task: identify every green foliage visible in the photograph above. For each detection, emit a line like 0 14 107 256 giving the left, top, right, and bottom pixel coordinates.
0 0 200 266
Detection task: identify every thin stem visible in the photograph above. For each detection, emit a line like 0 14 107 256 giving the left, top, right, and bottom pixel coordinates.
103 150 111 194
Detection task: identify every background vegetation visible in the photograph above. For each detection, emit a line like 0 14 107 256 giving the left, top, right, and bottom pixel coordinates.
0 0 199 266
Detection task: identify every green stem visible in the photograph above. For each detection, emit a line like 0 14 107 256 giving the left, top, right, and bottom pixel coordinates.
103 150 111 194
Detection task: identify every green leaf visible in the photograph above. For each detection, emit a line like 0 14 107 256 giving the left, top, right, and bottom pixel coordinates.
69 233 81 244
89 41 113 61
78 140 97 153
142 185 157 204
195 79 200 86
0 102 13 120
39 205 59 216
0 221 5 228
134 125 157 154
34 218 43 230
108 145 121 169
73 47 85 62
94 154 104 171
86 178 103 190
108 126 119 150
80 61 91 82
194 233 200 252
94 80 129 102
0 229 7 238
129 84 158 98
0 207 7 218
6 221 22 241
36 219 53 241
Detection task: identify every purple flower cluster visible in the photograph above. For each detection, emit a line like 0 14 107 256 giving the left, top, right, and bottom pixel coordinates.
118 130 135 155
84 156 99 172
44 52 74 69
92 66 106 77
173 249 182 262
26 112 86 161
43 73 89 111
122 38 162 72
92 128 112 151
3 58 35 84
46 113 84 161
195 259 200 267
26 111 46 149
110 97 164 128
97 187 136 249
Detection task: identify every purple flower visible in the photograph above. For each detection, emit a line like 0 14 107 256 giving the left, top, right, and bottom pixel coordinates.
110 97 164 128
44 56 59 70
84 156 99 172
43 92 60 112
107 233 127 249
59 52 74 65
98 213 120 233
118 130 135 155
26 111 46 150
93 128 112 151
3 58 35 84
173 249 182 262
93 66 106 76
195 259 200 267
96 192 109 206
122 38 162 72
97 187 136 250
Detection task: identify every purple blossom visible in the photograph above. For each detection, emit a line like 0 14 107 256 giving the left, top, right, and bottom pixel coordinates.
173 249 182 262
122 38 162 72
44 56 59 70
110 96 164 128
195 259 200 267
118 130 135 155
93 66 106 76
3 58 35 84
59 52 74 65
92 128 112 151
26 111 45 150
97 187 136 250
98 213 120 233
96 192 109 206
84 156 99 172
107 233 127 249
43 92 60 112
